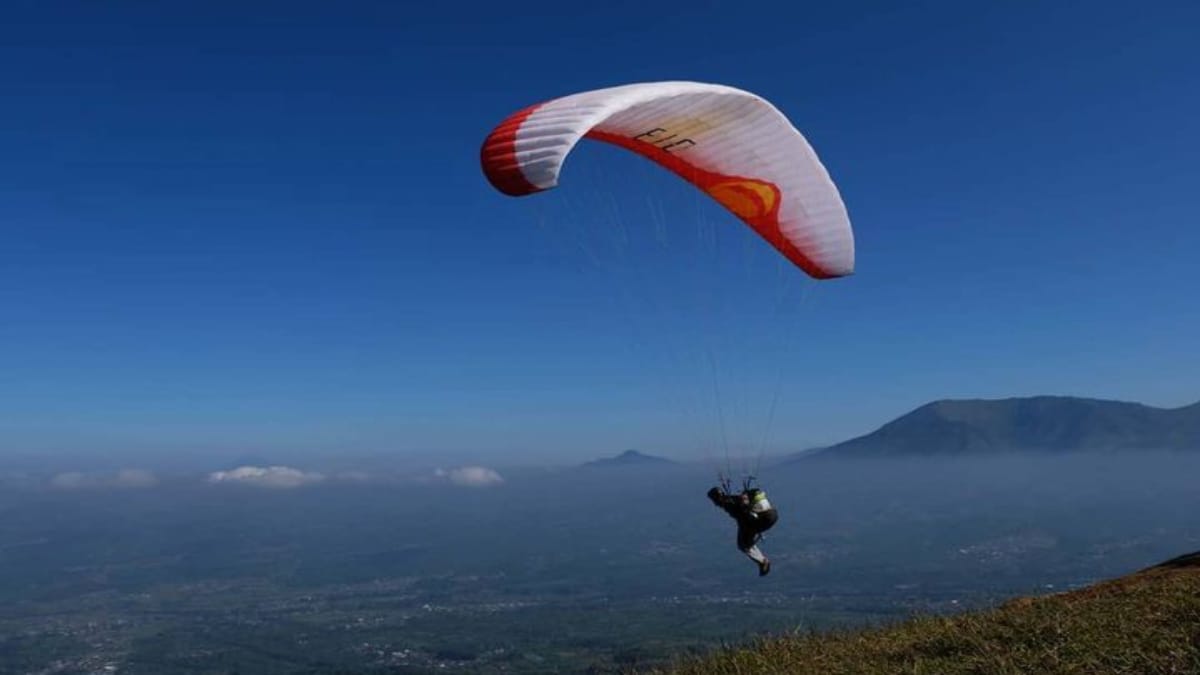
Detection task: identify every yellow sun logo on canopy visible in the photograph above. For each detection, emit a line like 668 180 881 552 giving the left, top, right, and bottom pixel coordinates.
704 179 780 220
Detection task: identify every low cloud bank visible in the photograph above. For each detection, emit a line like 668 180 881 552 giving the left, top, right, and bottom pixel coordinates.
49 468 159 490
208 465 325 489
435 466 504 487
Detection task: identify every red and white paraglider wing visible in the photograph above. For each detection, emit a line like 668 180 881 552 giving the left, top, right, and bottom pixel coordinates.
480 81 854 279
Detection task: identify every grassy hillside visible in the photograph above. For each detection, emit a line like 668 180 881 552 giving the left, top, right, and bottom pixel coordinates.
651 552 1200 675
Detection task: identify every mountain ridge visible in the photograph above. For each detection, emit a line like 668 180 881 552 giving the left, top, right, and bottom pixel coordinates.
581 449 678 469
796 395 1200 460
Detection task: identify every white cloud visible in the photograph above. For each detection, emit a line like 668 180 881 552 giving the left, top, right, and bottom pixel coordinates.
49 472 90 489
0 471 35 489
49 468 159 490
435 466 504 487
207 465 325 489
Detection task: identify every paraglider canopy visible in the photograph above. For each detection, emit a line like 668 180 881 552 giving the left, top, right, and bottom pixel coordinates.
480 81 854 279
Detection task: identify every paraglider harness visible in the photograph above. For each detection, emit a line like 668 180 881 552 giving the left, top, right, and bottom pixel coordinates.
712 474 775 538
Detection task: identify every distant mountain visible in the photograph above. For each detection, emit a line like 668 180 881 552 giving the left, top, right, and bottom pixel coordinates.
798 396 1200 459
582 450 678 468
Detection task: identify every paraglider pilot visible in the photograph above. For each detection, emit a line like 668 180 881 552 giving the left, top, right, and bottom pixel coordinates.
708 483 777 576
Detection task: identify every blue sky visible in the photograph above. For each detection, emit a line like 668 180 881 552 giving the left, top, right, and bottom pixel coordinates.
2 1 1197 464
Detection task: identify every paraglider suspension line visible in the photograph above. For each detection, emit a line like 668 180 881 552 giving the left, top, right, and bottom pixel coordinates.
706 346 732 481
